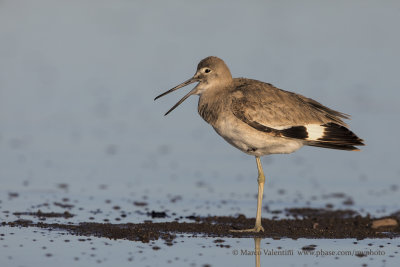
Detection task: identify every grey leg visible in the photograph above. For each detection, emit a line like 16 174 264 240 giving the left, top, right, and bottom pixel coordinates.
231 156 265 232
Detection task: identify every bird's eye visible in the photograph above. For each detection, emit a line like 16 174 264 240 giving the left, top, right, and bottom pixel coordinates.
204 68 211 73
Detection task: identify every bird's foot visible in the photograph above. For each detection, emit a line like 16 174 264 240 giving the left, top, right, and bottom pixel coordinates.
230 225 264 233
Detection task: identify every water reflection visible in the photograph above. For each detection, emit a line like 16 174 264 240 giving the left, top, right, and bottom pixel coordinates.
255 237 261 267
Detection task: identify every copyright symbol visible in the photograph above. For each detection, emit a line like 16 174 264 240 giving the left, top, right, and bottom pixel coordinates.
232 249 238 255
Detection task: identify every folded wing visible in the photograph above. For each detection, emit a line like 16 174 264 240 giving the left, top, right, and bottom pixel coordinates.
230 79 365 151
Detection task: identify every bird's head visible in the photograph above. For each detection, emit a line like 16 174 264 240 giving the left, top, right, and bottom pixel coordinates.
154 56 232 115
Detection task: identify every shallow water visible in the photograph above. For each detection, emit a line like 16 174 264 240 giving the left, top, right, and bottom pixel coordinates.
1 188 399 267
1 0 400 266
1 227 398 267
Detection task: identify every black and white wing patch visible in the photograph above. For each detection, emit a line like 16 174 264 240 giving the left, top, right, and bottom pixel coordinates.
233 111 364 151
304 123 364 151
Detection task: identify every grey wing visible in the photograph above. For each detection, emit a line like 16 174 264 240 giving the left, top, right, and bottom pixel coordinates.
231 80 348 126
230 80 355 143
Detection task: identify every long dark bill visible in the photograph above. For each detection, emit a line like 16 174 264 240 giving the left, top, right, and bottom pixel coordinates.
154 78 198 116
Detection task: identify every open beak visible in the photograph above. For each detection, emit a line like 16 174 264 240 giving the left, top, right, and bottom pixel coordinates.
154 77 198 116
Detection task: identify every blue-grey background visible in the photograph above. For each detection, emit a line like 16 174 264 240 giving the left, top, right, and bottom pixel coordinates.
1 1 399 266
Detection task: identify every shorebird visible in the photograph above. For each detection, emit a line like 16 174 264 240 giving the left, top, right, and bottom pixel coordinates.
154 56 364 232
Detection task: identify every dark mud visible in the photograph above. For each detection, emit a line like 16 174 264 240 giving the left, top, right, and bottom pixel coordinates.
12 210 74 219
2 208 399 244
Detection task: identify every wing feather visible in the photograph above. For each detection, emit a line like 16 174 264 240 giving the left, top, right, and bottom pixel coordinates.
230 78 364 150
230 78 347 128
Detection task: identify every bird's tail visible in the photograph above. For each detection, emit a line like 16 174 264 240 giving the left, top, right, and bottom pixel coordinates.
305 123 364 151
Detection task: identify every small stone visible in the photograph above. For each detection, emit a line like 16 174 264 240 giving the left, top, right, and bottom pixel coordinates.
371 218 398 229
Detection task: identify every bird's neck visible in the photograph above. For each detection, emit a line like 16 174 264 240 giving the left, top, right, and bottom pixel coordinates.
198 85 231 125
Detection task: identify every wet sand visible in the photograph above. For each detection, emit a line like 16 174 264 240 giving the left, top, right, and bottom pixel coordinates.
3 208 399 244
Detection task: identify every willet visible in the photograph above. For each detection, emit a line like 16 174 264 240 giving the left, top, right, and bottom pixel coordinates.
154 56 364 232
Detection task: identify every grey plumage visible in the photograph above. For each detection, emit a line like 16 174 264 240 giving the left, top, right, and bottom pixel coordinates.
226 78 363 150
155 56 364 232
230 78 349 127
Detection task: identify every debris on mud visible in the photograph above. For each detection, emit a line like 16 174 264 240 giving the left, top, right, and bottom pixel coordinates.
3 208 399 244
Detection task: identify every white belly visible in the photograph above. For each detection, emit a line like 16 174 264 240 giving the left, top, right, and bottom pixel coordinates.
213 117 304 156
